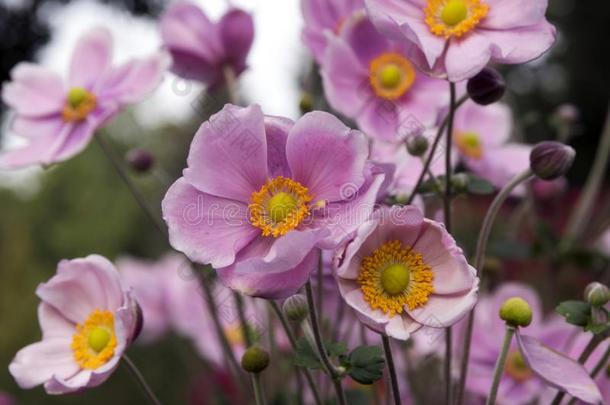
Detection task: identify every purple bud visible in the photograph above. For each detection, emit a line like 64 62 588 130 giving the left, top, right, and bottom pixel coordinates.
466 67 506 105
530 141 575 180
130 301 144 344
126 149 154 173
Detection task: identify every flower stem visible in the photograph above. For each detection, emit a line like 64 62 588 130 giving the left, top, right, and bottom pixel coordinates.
122 355 163 405
305 280 347 405
95 134 167 238
234 292 254 347
251 373 267 405
485 326 515 405
382 335 403 405
268 301 324 405
223 65 240 105
550 334 603 405
455 168 535 405
405 94 468 205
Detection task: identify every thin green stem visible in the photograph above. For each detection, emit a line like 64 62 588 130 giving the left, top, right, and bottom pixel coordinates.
234 292 254 347
405 94 468 205
122 355 163 405
305 280 347 405
456 168 535 405
550 335 603 405
382 336 402 405
485 327 515 405
223 65 240 105
251 373 267 405
268 301 324 405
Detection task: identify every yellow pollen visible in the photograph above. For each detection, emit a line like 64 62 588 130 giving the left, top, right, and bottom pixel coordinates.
504 350 533 382
71 310 117 370
63 87 97 122
357 240 434 317
249 176 313 237
369 53 416 101
425 0 489 38
455 131 483 159
225 324 245 346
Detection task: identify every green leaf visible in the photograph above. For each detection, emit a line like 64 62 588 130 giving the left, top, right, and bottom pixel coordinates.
556 300 591 327
347 345 385 385
328 341 348 357
293 337 322 369
466 174 496 195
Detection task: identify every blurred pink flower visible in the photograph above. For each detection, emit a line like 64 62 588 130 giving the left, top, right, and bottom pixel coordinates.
162 104 386 299
301 0 363 62
531 177 567 201
365 0 556 81
452 100 532 194
9 255 139 394
0 391 13 405
0 27 169 169
335 205 478 340
160 2 254 88
321 12 447 141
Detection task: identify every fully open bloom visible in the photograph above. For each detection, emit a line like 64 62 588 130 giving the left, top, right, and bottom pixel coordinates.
9 255 139 394
458 283 576 404
0 27 169 169
162 104 386 299
365 0 556 81
452 100 531 193
301 0 363 62
334 205 478 339
322 12 447 141
160 2 254 88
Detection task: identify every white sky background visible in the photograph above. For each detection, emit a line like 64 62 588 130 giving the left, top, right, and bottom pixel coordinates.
0 0 307 195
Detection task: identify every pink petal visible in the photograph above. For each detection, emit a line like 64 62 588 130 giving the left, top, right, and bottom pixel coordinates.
445 33 492 82
482 0 550 30
38 303 74 339
264 116 294 178
453 101 512 148
2 63 65 117
384 312 422 340
286 111 368 203
11 115 63 139
69 27 113 89
482 21 556 64
161 178 258 268
184 104 268 203
407 281 478 327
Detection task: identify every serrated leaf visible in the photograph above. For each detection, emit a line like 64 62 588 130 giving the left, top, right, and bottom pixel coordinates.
466 174 495 195
328 341 348 357
556 301 591 327
347 345 385 385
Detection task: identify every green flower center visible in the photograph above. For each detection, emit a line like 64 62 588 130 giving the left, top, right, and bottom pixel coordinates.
381 264 411 296
441 0 468 26
267 191 299 223
88 327 112 353
67 87 89 108
379 65 402 90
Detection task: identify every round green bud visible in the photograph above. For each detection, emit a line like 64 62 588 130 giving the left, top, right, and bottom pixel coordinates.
584 282 610 307
299 93 314 115
282 294 309 322
241 346 270 373
406 134 429 157
499 297 533 327
451 173 470 193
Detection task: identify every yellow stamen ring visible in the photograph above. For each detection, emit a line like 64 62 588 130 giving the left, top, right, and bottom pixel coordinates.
455 131 483 159
369 53 417 101
357 240 434 317
71 310 117 370
504 350 533 382
249 176 313 238
425 0 489 38
62 87 97 122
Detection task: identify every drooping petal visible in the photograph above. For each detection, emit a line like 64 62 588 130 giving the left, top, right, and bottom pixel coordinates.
516 332 603 404
184 104 268 203
384 312 422 340
481 21 556 64
69 27 113 89
286 111 368 203
0 123 73 169
2 63 65 117
9 338 79 390
218 9 254 73
161 178 258 268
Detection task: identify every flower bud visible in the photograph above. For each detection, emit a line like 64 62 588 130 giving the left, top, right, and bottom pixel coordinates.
451 173 469 193
241 346 270 373
584 282 610 307
406 134 429 157
299 92 314 115
466 67 506 105
282 294 309 322
530 141 575 180
499 297 532 327
126 148 154 173
555 103 579 125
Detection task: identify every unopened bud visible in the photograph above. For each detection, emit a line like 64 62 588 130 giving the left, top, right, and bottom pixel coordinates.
530 141 575 180
406 134 429 157
499 297 532 327
467 67 506 105
126 149 154 173
282 294 309 322
299 93 314 115
584 282 610 307
241 346 270 373
451 173 469 193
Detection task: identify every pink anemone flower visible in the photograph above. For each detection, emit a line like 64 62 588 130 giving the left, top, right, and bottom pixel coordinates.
0 27 169 169
334 205 479 340
9 255 140 394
